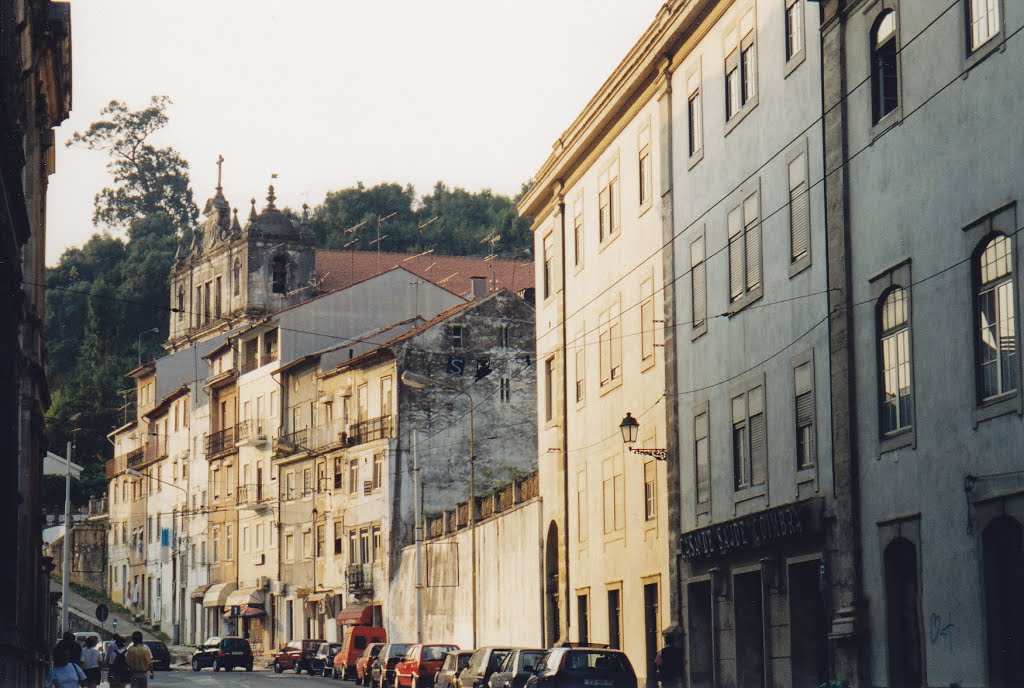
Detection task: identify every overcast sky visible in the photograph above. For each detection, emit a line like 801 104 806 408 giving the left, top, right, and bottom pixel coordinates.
45 0 664 264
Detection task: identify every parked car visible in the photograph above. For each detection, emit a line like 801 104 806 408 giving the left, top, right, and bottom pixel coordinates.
190 636 254 672
395 644 460 688
353 642 388 685
273 638 325 674
372 643 413 688
336 626 388 680
144 641 172 671
435 651 474 688
524 648 636 688
458 648 514 688
311 642 342 677
487 649 546 688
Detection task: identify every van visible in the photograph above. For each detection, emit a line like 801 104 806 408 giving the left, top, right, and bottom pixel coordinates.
334 625 388 680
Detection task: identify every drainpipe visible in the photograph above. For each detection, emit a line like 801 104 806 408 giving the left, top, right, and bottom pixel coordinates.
556 184 571 642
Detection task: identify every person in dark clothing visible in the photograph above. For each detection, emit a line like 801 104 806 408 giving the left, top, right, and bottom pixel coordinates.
655 628 684 688
55 632 83 665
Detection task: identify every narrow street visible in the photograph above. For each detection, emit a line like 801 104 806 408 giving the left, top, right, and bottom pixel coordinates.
119 669 357 686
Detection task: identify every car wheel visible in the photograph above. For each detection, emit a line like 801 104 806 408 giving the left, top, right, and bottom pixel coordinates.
274 661 284 674
295 662 303 674
213 659 221 672
192 659 201 672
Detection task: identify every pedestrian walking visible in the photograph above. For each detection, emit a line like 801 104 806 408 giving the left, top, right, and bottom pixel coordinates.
125 632 153 688
107 637 131 688
45 645 87 688
55 632 83 666
654 628 684 688
80 639 102 688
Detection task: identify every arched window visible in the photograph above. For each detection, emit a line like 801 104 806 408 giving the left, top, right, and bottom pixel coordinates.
176 286 184 321
233 258 241 297
884 537 923 688
878 287 912 435
983 515 1024 687
871 10 898 123
975 234 1017 400
271 255 288 295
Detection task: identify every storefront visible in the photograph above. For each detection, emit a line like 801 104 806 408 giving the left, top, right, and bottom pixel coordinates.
680 498 828 688
203 582 237 638
225 588 267 651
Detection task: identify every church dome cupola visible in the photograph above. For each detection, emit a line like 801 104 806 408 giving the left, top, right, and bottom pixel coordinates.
249 184 300 239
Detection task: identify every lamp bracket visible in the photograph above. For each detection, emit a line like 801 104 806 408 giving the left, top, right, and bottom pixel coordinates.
629 447 669 461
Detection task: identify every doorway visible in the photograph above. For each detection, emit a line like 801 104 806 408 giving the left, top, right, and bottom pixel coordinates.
983 515 1024 688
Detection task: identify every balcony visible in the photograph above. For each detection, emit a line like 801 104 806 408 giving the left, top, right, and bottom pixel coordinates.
205 425 237 458
275 427 308 455
348 416 392 447
143 437 168 465
309 418 349 451
347 565 373 595
106 448 142 479
240 357 260 375
236 419 268 446
126 447 145 469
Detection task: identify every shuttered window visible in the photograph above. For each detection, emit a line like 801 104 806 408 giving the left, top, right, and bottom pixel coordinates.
789 153 810 264
795 362 815 469
643 460 656 521
691 236 706 330
575 334 586 403
641 278 655 363
733 385 767 490
695 410 710 509
729 189 762 303
600 304 622 386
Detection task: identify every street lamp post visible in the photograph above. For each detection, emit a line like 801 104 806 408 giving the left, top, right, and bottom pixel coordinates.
400 371 476 648
137 327 160 367
619 412 668 461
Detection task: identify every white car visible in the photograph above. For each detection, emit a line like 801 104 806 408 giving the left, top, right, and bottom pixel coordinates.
73 632 103 651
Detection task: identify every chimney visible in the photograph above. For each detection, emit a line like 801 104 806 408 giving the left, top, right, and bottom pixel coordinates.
471 276 487 299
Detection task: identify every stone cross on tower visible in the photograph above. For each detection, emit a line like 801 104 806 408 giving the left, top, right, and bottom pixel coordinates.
215 154 225 191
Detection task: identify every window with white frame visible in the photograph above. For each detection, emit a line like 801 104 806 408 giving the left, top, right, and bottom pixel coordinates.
789 152 810 264
544 357 555 422
641 278 655 364
601 457 625 534
732 384 766 490
691 236 706 331
348 459 358 494
878 287 913 434
638 126 652 209
871 11 898 124
575 332 586 403
976 234 1017 400
687 70 703 158
598 160 620 242
372 453 383 490
785 0 804 63
728 189 762 303
576 468 588 542
694 407 710 509
572 196 585 268
968 0 1000 52
643 460 657 521
725 9 757 121
599 304 623 386
794 361 815 468
543 233 555 299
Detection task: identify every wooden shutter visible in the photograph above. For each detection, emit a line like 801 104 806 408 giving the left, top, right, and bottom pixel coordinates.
695 412 710 506
744 192 761 291
789 154 810 262
691 237 706 327
795 362 813 427
749 386 767 486
728 208 744 300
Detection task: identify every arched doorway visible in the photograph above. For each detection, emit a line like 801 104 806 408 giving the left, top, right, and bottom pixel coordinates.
884 537 922 688
545 521 560 646
983 515 1024 687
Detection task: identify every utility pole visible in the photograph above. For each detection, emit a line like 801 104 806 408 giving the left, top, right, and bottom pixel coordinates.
61 440 72 635
414 430 423 643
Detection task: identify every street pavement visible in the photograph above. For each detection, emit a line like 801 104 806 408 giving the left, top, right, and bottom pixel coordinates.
111 667 356 686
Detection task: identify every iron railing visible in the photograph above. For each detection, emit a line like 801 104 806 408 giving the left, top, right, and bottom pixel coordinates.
236 419 267 443
348 416 392 447
205 426 237 457
347 565 373 594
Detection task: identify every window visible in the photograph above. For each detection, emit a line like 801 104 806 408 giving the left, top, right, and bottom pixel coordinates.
725 10 757 121
576 469 588 542
643 460 656 522
574 334 586 403
316 524 325 557
968 0 1000 51
359 528 370 563
607 588 622 650
878 288 913 434
728 190 762 304
334 521 344 555
372 526 381 561
302 530 312 559
334 458 343 489
598 160 620 242
176 287 184 320
225 525 233 560
450 324 466 349
732 384 766 490
976 234 1017 400
348 459 358 494
372 453 383 490
871 11 898 125
795 361 815 468
499 377 511 402
233 258 241 296
271 255 287 294
500 324 511 348
573 198 584 268
303 467 312 494
638 126 652 209
785 0 804 63
544 357 556 422
380 375 393 417
349 531 358 564
599 305 622 387
601 458 624 534
255 523 263 549
543 233 554 300
203 282 211 324
640 279 655 364
212 528 220 564
694 407 710 509
286 471 295 499
687 71 703 158
215 275 222 317
691 235 707 332
788 152 810 266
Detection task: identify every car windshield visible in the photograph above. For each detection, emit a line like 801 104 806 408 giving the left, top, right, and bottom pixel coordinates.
458 654 473 670
145 642 167 652
367 645 384 657
389 644 412 657
423 646 457 661
521 652 545 671
564 651 630 673
223 639 250 651
489 650 512 671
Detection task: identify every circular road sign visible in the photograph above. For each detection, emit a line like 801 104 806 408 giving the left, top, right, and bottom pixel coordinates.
95 604 109 622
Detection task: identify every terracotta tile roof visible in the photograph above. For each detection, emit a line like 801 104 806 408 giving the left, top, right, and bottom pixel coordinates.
315 249 534 297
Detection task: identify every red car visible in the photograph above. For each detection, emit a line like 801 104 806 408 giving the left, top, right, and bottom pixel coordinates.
272 639 325 674
356 643 388 686
396 644 461 688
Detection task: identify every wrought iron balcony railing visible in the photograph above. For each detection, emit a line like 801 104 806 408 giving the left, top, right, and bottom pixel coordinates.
205 425 237 457
348 416 392 447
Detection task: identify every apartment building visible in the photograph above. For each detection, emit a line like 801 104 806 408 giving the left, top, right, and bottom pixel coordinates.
518 15 673 682
821 1 1024 686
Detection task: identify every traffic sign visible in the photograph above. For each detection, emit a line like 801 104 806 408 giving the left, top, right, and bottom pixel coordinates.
95 604 109 622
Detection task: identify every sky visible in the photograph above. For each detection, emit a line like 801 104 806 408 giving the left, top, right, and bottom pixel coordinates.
45 0 665 264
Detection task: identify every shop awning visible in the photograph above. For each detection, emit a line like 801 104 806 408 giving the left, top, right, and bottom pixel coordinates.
337 603 372 626
304 592 327 604
203 582 237 608
225 587 265 608
190 584 211 601
224 604 266 619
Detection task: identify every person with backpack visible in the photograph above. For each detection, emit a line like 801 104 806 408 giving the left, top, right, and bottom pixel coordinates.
107 636 131 688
